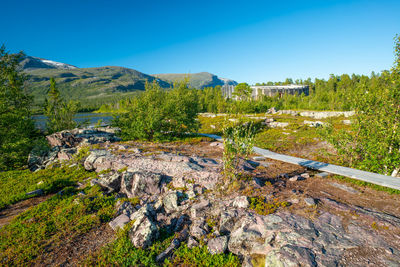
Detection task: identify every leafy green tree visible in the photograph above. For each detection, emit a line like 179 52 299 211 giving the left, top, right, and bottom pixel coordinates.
44 78 78 133
0 46 36 170
233 83 252 101
114 80 199 140
325 35 400 175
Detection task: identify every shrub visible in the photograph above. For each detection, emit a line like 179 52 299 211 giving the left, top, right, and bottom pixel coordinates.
114 80 199 141
222 120 257 181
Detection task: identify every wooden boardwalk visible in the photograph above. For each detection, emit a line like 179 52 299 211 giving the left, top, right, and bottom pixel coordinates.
200 133 400 191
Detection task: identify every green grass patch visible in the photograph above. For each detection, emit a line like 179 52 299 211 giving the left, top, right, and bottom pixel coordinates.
0 166 96 210
249 196 290 216
0 185 115 265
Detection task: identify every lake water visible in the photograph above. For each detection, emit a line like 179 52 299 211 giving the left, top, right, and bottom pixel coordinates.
32 113 114 129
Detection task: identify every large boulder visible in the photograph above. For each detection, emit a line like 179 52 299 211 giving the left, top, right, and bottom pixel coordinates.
128 205 159 248
83 150 112 171
120 171 164 199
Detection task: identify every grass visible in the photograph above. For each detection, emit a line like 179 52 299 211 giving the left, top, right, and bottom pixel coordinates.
0 166 96 210
0 185 115 265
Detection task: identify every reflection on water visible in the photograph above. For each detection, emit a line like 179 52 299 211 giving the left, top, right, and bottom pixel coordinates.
32 113 114 129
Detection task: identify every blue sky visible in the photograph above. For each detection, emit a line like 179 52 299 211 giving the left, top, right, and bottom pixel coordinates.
1 0 399 83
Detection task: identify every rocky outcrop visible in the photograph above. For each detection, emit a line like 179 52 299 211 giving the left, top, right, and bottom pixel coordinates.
28 127 121 171
40 128 400 265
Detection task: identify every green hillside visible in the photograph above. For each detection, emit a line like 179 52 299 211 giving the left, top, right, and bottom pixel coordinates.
25 66 172 109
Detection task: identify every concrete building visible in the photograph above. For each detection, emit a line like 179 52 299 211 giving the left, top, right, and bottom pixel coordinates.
221 84 309 99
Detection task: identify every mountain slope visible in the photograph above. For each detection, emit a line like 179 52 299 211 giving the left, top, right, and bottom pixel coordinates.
153 72 237 89
24 65 171 106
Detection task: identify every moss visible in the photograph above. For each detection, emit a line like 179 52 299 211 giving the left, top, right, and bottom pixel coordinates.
0 185 115 265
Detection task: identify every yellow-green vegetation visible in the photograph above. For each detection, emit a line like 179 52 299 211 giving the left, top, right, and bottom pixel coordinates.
0 185 115 265
249 196 289 215
85 226 240 266
164 245 240 267
0 166 96 210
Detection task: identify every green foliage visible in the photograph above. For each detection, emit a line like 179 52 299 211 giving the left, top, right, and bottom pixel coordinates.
0 185 115 265
165 244 240 266
233 83 252 101
0 45 37 170
223 120 257 181
249 196 289 215
325 36 400 175
114 80 199 141
0 165 96 210
44 77 79 133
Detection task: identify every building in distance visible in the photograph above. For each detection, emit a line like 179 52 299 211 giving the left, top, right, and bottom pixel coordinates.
222 84 309 99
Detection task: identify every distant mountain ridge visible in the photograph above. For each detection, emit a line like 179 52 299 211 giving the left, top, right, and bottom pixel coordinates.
20 55 237 108
153 72 237 89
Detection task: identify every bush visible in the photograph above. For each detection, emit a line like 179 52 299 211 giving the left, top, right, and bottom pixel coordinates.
114 81 199 140
222 120 257 181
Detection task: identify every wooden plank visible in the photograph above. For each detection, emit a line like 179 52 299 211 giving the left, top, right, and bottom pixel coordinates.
200 133 400 191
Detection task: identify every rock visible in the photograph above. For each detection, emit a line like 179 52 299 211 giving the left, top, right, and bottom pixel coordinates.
265 245 317 267
289 175 305 182
315 172 329 178
252 156 266 161
97 172 121 192
120 171 164 200
342 119 352 125
187 236 199 248
228 221 265 256
156 238 181 263
109 214 130 231
267 122 289 128
219 209 239 235
57 148 76 161
190 224 207 239
330 182 359 194
232 196 249 209
300 173 310 179
128 207 159 248
303 120 326 127
26 189 44 196
304 198 316 206
84 150 112 171
190 199 210 218
207 236 229 254
299 110 355 119
115 201 136 218
163 191 179 213
266 107 277 114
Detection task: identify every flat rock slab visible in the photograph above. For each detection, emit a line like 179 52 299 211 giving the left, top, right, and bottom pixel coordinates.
315 172 330 178
330 182 359 194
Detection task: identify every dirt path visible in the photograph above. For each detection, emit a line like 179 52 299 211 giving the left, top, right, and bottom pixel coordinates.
0 194 53 228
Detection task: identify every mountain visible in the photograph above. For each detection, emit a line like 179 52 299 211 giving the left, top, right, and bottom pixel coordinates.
153 72 237 89
21 56 237 110
20 56 78 70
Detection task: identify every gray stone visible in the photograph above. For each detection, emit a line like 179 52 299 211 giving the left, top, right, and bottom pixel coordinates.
207 236 229 254
128 209 159 248
232 196 249 209
315 172 329 178
163 191 179 213
109 214 130 231
190 224 207 239
116 201 136 218
330 182 359 194
187 236 199 248
120 171 163 199
219 209 238 235
97 172 121 192
304 198 316 206
26 189 44 196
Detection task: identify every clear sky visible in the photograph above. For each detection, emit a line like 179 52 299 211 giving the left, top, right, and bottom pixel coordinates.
1 0 399 84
